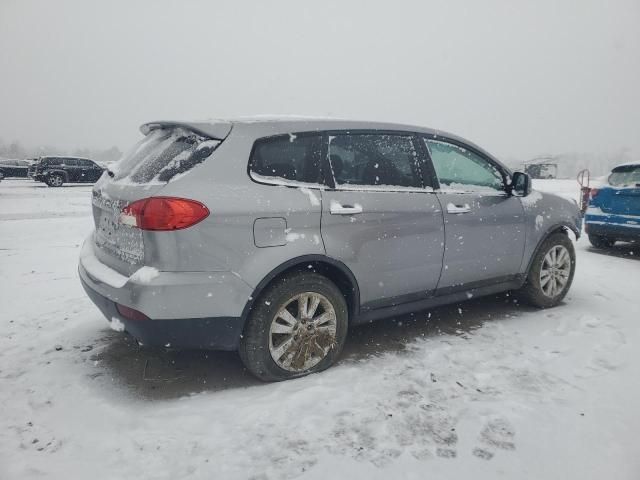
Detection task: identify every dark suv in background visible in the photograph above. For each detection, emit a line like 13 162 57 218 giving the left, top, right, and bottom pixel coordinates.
28 156 105 186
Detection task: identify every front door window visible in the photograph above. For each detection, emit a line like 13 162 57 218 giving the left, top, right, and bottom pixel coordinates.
425 139 504 192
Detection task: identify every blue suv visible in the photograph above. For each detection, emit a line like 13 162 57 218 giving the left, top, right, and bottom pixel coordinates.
585 162 640 248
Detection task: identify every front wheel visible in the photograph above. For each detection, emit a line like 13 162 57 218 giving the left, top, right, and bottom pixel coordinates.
239 272 348 381
517 232 576 308
588 234 615 249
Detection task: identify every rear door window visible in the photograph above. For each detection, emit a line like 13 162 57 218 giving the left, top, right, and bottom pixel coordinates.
249 134 323 185
65 159 79 166
328 134 423 189
113 128 220 184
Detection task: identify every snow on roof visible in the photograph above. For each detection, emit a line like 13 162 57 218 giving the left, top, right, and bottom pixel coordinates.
138 117 508 169
225 114 347 122
38 155 93 161
613 160 640 169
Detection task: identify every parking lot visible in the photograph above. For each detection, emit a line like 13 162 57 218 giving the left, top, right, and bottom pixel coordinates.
1 178 639 479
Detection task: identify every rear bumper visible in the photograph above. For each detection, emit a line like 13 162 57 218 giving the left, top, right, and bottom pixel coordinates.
585 216 640 241
78 235 253 350
80 276 243 350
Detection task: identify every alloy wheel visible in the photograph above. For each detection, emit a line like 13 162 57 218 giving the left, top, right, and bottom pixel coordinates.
268 292 338 372
540 245 571 297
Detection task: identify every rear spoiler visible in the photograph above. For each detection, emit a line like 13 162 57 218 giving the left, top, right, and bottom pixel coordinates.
140 121 233 140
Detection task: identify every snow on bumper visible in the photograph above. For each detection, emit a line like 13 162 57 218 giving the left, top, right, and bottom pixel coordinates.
78 236 253 321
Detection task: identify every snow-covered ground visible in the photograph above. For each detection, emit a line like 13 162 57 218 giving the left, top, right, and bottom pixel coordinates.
1 178 639 480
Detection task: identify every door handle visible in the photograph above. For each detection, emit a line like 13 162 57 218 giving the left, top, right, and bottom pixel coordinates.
446 203 471 214
330 202 363 215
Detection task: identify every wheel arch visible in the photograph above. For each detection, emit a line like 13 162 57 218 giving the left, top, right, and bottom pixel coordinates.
525 223 577 275
240 255 361 326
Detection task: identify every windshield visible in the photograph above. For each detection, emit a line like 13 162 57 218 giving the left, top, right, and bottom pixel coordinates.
113 128 220 183
608 165 640 187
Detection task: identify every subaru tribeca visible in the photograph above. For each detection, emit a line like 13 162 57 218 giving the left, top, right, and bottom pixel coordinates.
79 118 582 381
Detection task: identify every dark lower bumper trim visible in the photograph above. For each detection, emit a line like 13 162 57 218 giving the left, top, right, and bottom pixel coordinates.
586 222 640 242
80 274 243 351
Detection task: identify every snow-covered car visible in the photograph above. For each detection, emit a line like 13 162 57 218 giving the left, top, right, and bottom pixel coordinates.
78 118 582 381
585 162 640 248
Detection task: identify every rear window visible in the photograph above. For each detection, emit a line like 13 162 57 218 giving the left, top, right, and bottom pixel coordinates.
249 134 322 185
113 128 220 184
609 165 640 187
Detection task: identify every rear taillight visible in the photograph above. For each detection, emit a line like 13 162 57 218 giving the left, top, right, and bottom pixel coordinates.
116 303 150 321
120 197 209 231
590 188 599 199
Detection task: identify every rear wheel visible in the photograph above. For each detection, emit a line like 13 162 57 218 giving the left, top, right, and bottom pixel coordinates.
517 232 576 308
46 174 64 187
588 234 615 249
239 272 348 381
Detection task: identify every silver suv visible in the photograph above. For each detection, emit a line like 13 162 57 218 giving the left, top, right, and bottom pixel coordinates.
79 118 581 381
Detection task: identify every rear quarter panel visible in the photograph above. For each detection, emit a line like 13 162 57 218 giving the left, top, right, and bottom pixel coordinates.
150 124 326 289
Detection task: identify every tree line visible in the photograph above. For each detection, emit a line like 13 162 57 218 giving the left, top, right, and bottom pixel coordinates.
0 139 123 164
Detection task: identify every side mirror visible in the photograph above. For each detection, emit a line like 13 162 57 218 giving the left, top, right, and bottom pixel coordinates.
510 171 531 197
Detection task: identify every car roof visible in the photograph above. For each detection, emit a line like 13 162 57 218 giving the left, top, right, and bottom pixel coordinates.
613 161 640 169
40 156 93 161
140 117 504 167
144 116 448 137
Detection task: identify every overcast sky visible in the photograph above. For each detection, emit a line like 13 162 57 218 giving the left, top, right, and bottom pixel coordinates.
1 0 638 160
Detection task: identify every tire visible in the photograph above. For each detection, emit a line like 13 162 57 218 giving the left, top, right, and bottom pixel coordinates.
46 174 64 187
517 232 576 308
239 272 348 381
588 234 615 249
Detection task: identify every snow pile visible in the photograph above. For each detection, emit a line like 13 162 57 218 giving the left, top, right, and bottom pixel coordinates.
129 266 160 284
109 317 125 332
520 190 543 209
